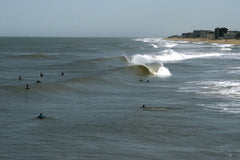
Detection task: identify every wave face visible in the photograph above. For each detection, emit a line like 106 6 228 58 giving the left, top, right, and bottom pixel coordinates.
1 37 240 160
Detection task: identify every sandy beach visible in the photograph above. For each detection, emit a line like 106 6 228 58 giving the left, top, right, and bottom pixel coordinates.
166 37 240 45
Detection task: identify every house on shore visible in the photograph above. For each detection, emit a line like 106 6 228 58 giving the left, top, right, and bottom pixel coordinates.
168 27 240 40
193 30 214 39
215 27 228 39
180 30 214 39
224 31 240 39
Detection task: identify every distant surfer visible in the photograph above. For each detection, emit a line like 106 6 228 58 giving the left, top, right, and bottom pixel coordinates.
146 80 150 82
19 76 22 80
26 84 30 90
36 80 41 84
38 113 45 119
142 104 146 108
139 78 143 82
61 72 64 76
40 73 43 77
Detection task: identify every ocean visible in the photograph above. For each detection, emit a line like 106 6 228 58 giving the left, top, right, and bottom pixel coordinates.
0 37 240 160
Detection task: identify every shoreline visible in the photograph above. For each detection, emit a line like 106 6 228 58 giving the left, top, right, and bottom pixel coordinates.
165 37 240 45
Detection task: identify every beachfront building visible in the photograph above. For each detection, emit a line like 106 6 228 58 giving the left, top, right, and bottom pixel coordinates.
193 30 214 39
181 32 194 38
169 27 240 40
224 31 240 39
181 30 214 39
215 27 228 39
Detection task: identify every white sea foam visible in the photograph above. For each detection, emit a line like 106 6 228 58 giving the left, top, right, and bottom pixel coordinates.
150 42 178 49
163 42 178 48
214 43 233 51
150 44 159 48
213 43 233 48
213 43 234 52
130 54 158 64
160 49 221 62
221 47 232 51
202 102 240 114
181 80 240 99
228 67 240 74
134 38 178 48
130 49 221 64
133 38 163 43
180 80 240 114
192 41 206 45
154 65 172 77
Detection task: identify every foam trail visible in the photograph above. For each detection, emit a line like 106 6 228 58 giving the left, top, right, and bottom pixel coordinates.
181 80 240 99
130 50 221 64
130 54 158 64
133 38 163 43
158 49 221 62
163 42 178 48
213 43 233 48
134 38 179 49
221 47 232 51
151 44 158 48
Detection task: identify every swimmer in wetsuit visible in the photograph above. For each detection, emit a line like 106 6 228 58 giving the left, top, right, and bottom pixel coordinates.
36 80 41 84
26 84 30 90
38 113 45 119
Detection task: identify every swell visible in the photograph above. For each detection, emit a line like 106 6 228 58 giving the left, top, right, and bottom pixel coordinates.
0 64 159 94
7 53 59 59
0 53 173 94
53 55 129 70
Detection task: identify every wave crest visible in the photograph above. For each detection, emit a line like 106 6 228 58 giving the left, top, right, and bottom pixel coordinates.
125 64 171 77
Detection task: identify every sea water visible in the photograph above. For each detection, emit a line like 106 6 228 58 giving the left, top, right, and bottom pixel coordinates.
0 37 240 159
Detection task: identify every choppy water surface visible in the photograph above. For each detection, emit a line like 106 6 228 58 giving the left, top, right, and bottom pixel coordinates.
1 37 240 159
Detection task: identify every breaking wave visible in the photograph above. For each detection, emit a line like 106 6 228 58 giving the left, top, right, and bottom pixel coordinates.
12 53 54 59
133 38 163 43
134 38 179 48
130 49 221 64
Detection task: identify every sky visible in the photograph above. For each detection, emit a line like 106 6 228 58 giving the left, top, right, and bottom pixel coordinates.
0 0 240 37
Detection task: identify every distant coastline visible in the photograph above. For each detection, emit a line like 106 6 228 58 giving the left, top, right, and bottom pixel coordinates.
167 27 240 45
165 37 240 45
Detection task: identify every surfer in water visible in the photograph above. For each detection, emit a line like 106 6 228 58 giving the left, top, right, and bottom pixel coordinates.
38 113 45 119
61 72 64 76
40 73 43 77
36 80 41 84
142 104 146 108
19 76 22 80
26 84 30 90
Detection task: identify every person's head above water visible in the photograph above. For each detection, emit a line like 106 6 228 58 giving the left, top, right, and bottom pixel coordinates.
26 84 30 89
38 113 45 119
36 80 41 83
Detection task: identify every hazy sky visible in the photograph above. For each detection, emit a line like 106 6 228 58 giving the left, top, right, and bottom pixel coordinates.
0 0 239 37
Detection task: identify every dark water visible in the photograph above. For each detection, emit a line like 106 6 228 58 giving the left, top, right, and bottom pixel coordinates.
1 37 240 159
